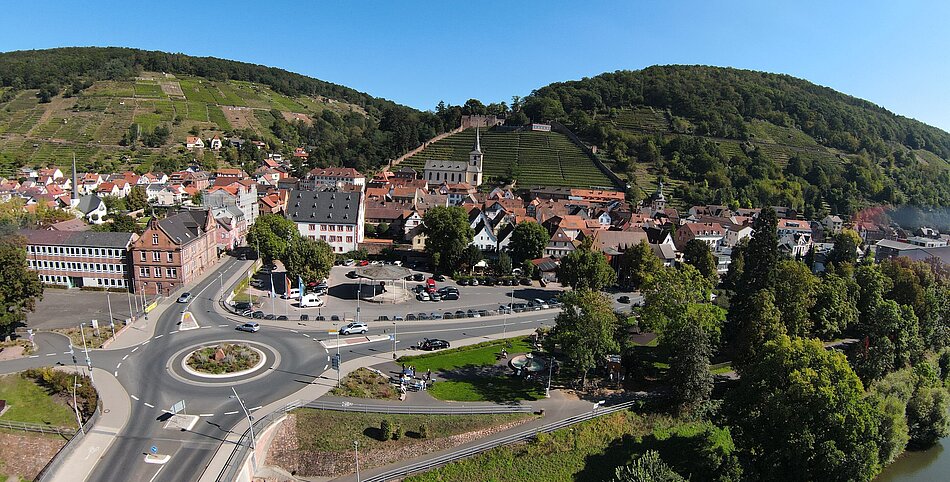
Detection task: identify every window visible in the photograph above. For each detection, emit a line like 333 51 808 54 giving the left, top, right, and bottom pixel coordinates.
309 224 316 231
166 268 176 278
154 269 162 278
139 267 150 278
346 236 353 243
153 251 161 262
167 252 174 262
152 234 159 245
140 251 146 261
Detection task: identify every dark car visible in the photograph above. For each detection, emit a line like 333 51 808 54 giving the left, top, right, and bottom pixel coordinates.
346 270 359 279
519 278 532 286
406 313 417 321
443 312 454 320
331 314 341 321
377 315 390 321
618 296 631 304
539 279 548 287
263 313 276 320
457 278 469 286
434 274 446 282
431 312 443 320
455 310 466 318
276 315 288 321
419 338 450 351
404 274 414 281
413 273 425 282
300 314 310 321
484 278 496 286
251 311 265 319
418 312 429 320
316 315 326 321
443 292 459 301
233 301 252 311
478 309 489 317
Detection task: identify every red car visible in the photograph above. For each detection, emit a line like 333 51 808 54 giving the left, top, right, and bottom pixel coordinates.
358 260 370 267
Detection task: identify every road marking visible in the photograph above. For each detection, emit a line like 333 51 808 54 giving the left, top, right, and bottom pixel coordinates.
249 406 262 411
199 413 214 417
154 334 163 339
302 334 311 338
224 410 239 415
324 364 328 370
218 324 229 327
132 346 139 352
291 330 299 333
148 464 165 482
63 351 71 355
122 354 129 360
327 355 330 361
46 353 56 356
116 363 122 370
29 355 38 358
131 395 139 401
114 371 118 377
169 330 179 334
142 340 150 345
144 402 155 408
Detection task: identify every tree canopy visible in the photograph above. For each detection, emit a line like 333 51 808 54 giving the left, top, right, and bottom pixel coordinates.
422 206 474 274
508 221 550 263
557 239 617 291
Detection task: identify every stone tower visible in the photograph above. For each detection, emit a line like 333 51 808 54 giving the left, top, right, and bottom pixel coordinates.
467 128 484 186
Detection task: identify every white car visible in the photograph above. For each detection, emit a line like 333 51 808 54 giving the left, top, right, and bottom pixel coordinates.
417 291 430 301
300 293 325 308
534 298 550 309
237 322 260 333
177 292 192 303
340 322 368 335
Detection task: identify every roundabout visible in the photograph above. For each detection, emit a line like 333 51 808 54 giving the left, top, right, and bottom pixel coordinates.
182 342 266 378
166 339 282 387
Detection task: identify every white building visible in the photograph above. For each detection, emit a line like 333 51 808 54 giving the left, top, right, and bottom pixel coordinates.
424 128 484 187
299 167 366 191
287 190 365 253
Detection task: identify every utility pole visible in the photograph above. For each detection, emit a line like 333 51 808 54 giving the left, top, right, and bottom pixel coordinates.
230 387 256 457
107 292 116 339
354 440 361 482
546 356 554 398
79 325 94 383
392 321 397 356
72 376 84 434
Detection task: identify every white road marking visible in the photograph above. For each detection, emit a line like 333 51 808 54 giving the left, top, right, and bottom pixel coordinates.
131 395 139 401
122 354 129 360
199 413 214 417
324 364 328 370
169 330 179 334
116 363 122 370
29 355 39 358
114 371 118 377
142 340 150 345
218 324 229 327
148 464 165 482
249 406 262 411
46 353 56 356
132 346 139 352
144 402 155 408
63 351 71 355
302 334 310 338
224 410 239 415
154 334 163 339
291 330 299 333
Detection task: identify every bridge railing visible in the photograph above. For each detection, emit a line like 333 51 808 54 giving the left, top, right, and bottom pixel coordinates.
35 407 100 482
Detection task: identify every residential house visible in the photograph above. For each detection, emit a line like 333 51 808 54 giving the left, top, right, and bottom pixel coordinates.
287 190 365 253
72 194 108 224
299 167 366 191
209 136 222 150
674 222 725 251
186 136 205 149
777 218 813 258
131 209 220 295
205 179 259 227
822 215 844 235
471 220 498 251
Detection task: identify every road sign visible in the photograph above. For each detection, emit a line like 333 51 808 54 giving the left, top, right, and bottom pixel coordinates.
150 445 158 454
328 331 339 336
170 400 186 415
389 334 395 341
331 354 341 370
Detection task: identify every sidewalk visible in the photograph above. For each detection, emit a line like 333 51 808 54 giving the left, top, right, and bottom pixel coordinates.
50 368 131 482
197 327 542 481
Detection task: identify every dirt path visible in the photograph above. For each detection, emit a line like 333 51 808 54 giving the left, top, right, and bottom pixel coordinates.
0 431 67 480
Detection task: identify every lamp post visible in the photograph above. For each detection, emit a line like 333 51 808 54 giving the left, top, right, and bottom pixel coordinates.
354 440 361 482
230 387 256 454
392 320 397 357
504 287 513 339
546 356 554 398
72 376 84 434
79 324 94 383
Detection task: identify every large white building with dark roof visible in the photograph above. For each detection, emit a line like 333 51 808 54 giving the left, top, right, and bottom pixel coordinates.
21 230 136 290
287 190 365 253
423 128 484 186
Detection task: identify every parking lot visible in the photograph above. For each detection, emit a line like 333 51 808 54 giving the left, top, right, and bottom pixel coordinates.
236 264 566 322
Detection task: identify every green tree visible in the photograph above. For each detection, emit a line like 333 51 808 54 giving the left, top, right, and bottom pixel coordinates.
640 265 723 346
190 191 203 206
907 386 950 448
246 214 299 262
557 239 617 291
739 207 778 293
612 451 685 482
770 259 816 337
682 238 718 283
493 251 512 276
617 240 663 290
810 273 859 339
0 237 44 334
854 300 923 382
827 229 861 267
721 238 747 291
423 206 474 273
125 186 148 211
548 289 620 387
282 237 334 286
461 245 483 273
730 336 881 481
93 213 139 234
733 290 785 369
667 314 713 414
874 395 910 465
509 221 550 263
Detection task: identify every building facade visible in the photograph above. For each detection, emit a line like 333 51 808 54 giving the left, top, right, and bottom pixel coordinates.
287 190 365 253
424 129 483 186
131 209 220 295
299 167 366 191
22 230 136 290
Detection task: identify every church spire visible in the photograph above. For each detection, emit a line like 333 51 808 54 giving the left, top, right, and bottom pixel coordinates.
472 127 482 153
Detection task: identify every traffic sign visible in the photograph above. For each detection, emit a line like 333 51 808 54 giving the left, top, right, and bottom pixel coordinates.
331 354 341 370
150 445 158 455
328 331 339 336
170 400 186 415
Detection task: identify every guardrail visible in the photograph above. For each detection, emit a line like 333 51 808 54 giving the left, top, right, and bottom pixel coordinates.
361 397 647 482
35 407 100 482
300 400 534 415
0 419 75 436
214 400 301 482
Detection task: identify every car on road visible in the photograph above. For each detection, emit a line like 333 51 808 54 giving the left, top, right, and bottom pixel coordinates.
417 291 430 301
251 311 265 319
177 292 192 303
237 322 260 333
419 338 450 351
340 322 368 335
618 296 631 304
413 273 425 282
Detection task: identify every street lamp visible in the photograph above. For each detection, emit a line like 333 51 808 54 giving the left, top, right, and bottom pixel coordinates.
354 440 361 482
72 376 84 434
230 387 256 453
392 320 397 357
504 287 513 339
546 356 554 398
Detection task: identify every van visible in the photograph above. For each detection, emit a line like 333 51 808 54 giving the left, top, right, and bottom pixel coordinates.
282 288 301 300
300 293 324 308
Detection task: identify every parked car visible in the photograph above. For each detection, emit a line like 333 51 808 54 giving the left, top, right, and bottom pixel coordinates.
443 312 454 320
539 279 548 287
413 284 426 293
276 315 288 321
331 314 340 321
438 286 458 295
442 292 459 301
498 304 512 314
467 309 479 318
413 273 425 282
251 311 265 319
346 270 359 279
241 309 254 317
300 314 310 321
358 260 369 266
340 322 368 335
233 301 252 311
431 312 443 320
430 292 442 302
377 315 390 321
264 314 276 320
457 278 469 286
470 278 479 286
434 274 446 282
484 278 496 286
455 310 466 318
417 291 430 302
534 298 550 309
519 278 532 286
343 258 356 267
478 309 489 317
618 296 631 304
282 288 301 300
394 315 404 321
177 292 192 303
406 313 417 321
237 322 260 333
300 293 325 308
419 338 450 351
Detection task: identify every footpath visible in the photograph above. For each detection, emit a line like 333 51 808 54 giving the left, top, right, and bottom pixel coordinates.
47 258 250 482
196 327 542 482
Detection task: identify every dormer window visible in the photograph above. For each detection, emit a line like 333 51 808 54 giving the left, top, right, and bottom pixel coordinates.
152 234 159 245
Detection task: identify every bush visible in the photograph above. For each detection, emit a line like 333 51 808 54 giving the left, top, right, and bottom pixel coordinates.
392 423 403 440
21 368 98 418
418 423 429 439
380 418 396 441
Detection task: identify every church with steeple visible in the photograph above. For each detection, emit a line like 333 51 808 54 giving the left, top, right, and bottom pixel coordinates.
423 128 484 186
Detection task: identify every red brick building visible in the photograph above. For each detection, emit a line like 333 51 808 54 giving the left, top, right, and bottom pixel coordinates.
131 209 220 295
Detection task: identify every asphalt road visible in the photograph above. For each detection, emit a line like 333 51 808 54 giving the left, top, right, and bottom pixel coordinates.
0 257 559 482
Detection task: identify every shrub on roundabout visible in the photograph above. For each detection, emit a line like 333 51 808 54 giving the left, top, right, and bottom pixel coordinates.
187 343 261 374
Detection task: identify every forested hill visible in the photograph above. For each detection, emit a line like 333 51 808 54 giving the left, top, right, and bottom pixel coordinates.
520 66 950 214
0 47 445 175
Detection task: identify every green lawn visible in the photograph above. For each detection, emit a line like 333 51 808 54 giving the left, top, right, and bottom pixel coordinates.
0 375 76 427
428 379 545 402
398 337 534 373
330 368 399 400
293 408 533 452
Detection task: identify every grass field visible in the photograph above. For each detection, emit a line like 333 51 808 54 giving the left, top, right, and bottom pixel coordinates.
330 367 399 400
403 128 615 189
0 375 76 427
398 337 534 373
405 410 736 482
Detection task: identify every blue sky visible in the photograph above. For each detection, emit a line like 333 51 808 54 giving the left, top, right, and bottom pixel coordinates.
2 1 948 131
